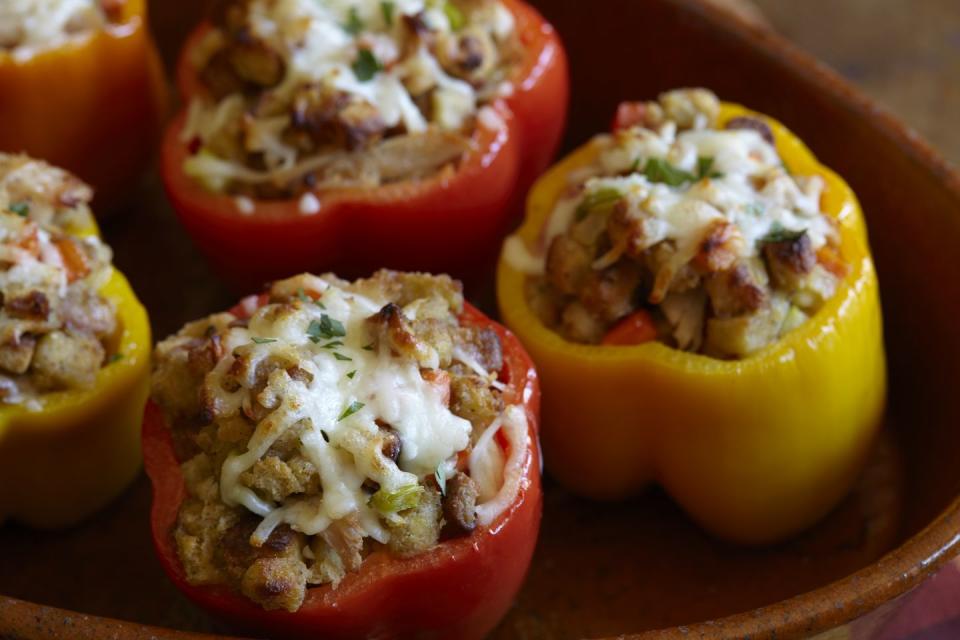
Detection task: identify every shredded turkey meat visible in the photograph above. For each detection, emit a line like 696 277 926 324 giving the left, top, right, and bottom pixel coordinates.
0 154 117 403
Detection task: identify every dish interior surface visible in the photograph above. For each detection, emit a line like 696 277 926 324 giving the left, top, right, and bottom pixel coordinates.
2 0 960 638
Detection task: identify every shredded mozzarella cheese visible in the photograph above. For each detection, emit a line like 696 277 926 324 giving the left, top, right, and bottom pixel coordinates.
184 0 517 194
191 277 520 544
0 0 105 55
506 127 834 275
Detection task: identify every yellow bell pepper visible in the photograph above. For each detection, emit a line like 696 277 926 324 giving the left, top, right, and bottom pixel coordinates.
0 213 151 529
0 0 168 212
497 103 886 544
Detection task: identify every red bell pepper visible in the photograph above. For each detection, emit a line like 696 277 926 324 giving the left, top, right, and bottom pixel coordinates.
142 300 542 640
161 0 569 293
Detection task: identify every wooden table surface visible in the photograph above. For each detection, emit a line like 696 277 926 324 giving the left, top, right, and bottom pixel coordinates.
751 0 960 166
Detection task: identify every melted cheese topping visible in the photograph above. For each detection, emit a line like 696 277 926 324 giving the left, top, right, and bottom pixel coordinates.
507 125 834 275
182 0 516 196
188 275 522 545
0 0 105 55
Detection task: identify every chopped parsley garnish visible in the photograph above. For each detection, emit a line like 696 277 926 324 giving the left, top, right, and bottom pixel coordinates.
362 342 375 351
443 2 465 30
333 352 353 361
575 187 623 221
380 1 395 26
352 49 383 82
251 337 277 344
320 340 344 349
8 201 29 217
760 223 806 245
696 156 724 180
108 353 124 364
435 464 447 497
343 7 364 35
296 288 311 304
307 314 346 343
346 370 357 379
641 157 696 187
338 400 365 421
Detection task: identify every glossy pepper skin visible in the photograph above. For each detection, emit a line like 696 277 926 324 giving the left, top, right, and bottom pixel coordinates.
161 0 568 293
497 103 886 544
0 0 168 213
0 218 151 529
143 301 542 640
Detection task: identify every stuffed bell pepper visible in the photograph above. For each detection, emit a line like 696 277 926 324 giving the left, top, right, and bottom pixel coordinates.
497 89 886 544
161 0 568 291
0 154 151 528
0 0 168 212
144 270 541 639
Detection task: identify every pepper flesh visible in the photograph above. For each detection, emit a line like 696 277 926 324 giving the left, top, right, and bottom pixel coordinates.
0 215 151 529
0 0 168 212
161 0 568 293
143 302 542 640
497 103 886 544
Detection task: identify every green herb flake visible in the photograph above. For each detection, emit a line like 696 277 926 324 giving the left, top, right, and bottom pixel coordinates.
443 2 465 30
759 222 806 245
108 353 124 364
370 483 423 514
362 342 375 351
346 370 357 379
337 400 365 422
352 49 383 82
435 464 447 497
320 340 344 349
642 157 696 187
628 156 642 173
8 201 29 217
343 7 364 35
307 314 347 343
333 352 353 361
296 288 311 304
380 1 395 26
574 187 623 221
745 203 765 217
696 156 724 180
251 337 277 344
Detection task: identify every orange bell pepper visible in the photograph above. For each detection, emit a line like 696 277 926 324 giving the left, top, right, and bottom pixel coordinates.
0 0 168 212
497 102 887 544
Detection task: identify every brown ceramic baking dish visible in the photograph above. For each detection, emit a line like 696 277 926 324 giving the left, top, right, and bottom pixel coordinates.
2 0 960 638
